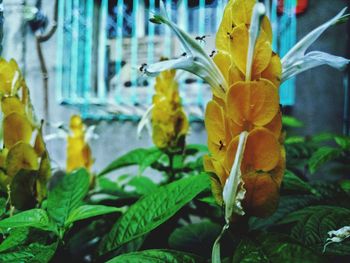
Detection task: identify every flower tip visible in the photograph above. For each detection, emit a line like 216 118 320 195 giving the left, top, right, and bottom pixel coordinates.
149 17 162 25
255 2 266 16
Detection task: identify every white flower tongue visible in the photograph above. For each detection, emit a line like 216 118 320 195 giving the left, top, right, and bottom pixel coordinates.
144 2 227 99
281 7 349 82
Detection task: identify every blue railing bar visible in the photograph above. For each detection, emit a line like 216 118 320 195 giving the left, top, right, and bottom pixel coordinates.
164 0 172 57
147 0 156 105
83 0 93 100
196 0 205 107
97 0 108 100
178 0 188 106
70 0 79 100
271 0 278 51
114 0 124 104
56 0 65 102
216 0 224 30
64 0 73 99
130 0 139 104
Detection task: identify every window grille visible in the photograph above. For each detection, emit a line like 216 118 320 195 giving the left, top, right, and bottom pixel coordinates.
55 0 296 120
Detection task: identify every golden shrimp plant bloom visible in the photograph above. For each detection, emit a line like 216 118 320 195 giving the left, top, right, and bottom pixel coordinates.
151 69 189 150
145 0 349 221
66 115 93 172
0 58 51 206
203 0 284 218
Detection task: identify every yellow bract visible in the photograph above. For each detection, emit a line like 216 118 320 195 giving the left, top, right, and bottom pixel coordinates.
0 58 50 206
6 142 39 177
66 115 93 172
0 59 19 95
226 79 279 127
3 113 33 148
151 69 189 150
204 0 285 218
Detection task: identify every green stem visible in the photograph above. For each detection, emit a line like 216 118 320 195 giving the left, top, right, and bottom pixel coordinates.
167 151 176 183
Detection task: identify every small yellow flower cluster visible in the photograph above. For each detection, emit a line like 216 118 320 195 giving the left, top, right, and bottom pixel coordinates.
66 115 93 172
151 69 189 150
204 0 285 218
0 58 50 204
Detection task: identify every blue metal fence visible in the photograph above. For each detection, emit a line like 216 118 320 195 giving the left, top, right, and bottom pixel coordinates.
56 0 297 120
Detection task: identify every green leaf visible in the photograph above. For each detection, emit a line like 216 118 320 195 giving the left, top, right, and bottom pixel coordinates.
0 228 30 252
47 168 90 226
65 205 124 227
184 144 208 156
10 170 37 210
0 250 35 262
282 170 318 195
0 197 6 217
0 209 53 232
311 132 337 143
0 241 58 263
282 116 303 128
168 221 221 257
139 151 164 176
98 148 163 177
308 147 342 174
106 249 204 263
249 194 320 230
232 233 325 263
280 205 350 255
285 136 305 144
99 173 210 255
0 227 58 262
128 176 158 195
334 136 350 150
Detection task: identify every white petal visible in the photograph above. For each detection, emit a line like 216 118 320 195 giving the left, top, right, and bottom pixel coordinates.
145 4 227 98
137 104 155 139
223 131 248 221
282 51 350 82
282 7 348 68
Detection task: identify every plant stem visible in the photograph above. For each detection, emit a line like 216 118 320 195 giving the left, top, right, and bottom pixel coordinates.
167 151 176 183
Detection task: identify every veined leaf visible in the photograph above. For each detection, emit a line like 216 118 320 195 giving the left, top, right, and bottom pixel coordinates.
168 221 221 258
106 249 204 263
282 170 318 195
98 148 163 177
47 168 90 226
0 240 58 263
0 209 52 232
279 205 350 255
233 232 325 263
249 194 320 230
128 176 158 195
65 205 124 227
99 173 210 255
308 147 342 174
0 250 34 262
0 228 30 252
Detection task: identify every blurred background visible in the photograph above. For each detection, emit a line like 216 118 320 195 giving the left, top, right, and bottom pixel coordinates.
0 0 349 172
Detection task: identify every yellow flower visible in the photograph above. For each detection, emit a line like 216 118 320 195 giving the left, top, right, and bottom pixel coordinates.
145 0 349 220
0 58 50 205
151 69 189 150
66 115 93 172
